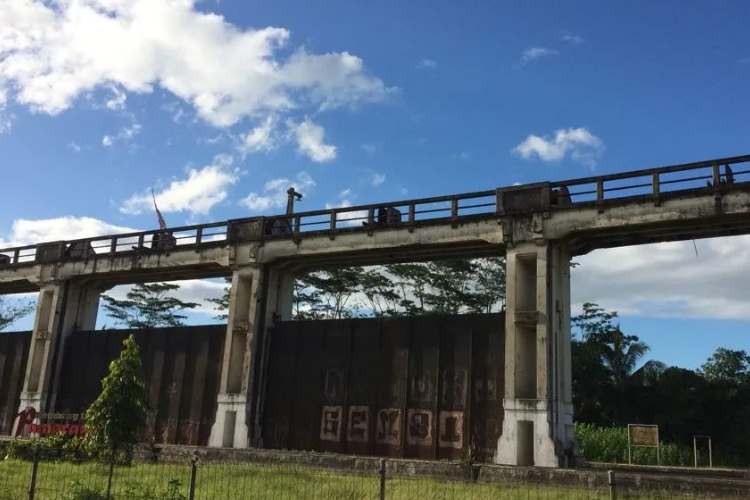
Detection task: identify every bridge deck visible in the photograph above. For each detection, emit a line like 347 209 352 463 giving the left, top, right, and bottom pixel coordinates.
1 154 749 292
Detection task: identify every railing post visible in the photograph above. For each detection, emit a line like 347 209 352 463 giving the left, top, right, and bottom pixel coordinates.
408 204 416 232
188 451 199 500
712 162 721 188
652 172 660 206
379 458 387 500
608 470 616 500
450 198 459 227
329 211 337 239
27 448 39 500
596 179 604 213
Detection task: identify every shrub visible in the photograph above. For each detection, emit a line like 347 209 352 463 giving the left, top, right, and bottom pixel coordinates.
574 422 693 466
61 482 107 500
5 434 90 462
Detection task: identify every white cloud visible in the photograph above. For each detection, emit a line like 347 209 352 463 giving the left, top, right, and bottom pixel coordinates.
121 154 239 216
416 58 437 70
239 115 278 155
67 142 81 152
513 127 605 168
561 31 584 45
102 121 141 147
240 171 315 213
572 236 750 321
105 85 127 111
371 173 386 187
361 142 379 155
289 119 337 162
0 217 137 247
520 47 559 64
0 0 394 127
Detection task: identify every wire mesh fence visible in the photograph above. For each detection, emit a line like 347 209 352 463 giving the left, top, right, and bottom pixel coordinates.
0 449 747 500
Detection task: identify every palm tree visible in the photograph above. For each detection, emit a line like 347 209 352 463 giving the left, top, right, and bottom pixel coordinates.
599 327 651 389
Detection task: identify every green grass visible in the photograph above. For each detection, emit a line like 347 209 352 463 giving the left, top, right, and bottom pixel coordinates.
0 458 733 500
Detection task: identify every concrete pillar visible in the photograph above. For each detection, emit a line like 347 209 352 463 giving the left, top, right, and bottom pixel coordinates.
15 280 104 432
496 242 576 468
209 267 263 448
250 266 295 446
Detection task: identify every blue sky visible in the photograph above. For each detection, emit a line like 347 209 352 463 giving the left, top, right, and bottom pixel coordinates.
1 0 749 371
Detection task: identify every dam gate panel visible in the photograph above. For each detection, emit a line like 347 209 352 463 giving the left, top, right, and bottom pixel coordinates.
261 313 505 461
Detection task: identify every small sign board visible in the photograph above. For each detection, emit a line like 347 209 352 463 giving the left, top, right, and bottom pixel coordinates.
629 425 659 447
627 424 660 465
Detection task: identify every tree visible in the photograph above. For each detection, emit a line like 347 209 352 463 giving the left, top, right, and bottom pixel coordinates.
699 348 750 386
0 295 35 331
207 277 231 321
471 257 507 314
300 268 366 319
84 334 150 455
101 282 199 329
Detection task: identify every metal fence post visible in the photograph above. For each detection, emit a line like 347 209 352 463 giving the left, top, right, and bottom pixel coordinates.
27 448 39 500
106 455 115 500
608 470 616 500
188 451 199 500
379 458 387 500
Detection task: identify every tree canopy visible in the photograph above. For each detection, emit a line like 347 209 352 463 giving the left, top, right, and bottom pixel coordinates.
0 295 35 331
101 282 199 329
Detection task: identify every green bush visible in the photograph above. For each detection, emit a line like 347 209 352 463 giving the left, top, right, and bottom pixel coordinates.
5 434 90 462
574 423 693 466
120 479 187 500
61 482 107 500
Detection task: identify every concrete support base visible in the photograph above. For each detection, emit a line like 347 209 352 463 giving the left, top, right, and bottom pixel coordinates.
496 399 576 468
208 394 249 448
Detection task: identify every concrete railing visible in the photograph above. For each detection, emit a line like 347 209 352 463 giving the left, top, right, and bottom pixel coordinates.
1 153 748 267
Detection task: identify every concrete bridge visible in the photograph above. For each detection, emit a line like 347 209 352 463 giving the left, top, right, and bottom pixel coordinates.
1 153 749 468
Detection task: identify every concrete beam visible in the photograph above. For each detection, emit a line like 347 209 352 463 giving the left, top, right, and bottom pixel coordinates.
546 189 750 252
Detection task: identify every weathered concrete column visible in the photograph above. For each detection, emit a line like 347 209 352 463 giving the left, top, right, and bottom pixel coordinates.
209 267 263 448
15 280 104 432
249 266 294 446
496 241 576 467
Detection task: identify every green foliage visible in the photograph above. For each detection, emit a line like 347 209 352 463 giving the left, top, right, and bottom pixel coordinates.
699 347 750 385
120 479 187 500
62 482 108 500
0 295 35 331
574 423 693 466
5 435 89 462
101 282 199 329
84 334 150 456
211 258 507 321
207 277 231 321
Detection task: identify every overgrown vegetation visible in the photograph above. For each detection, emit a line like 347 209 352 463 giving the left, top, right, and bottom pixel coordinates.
572 303 750 467
574 423 693 466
